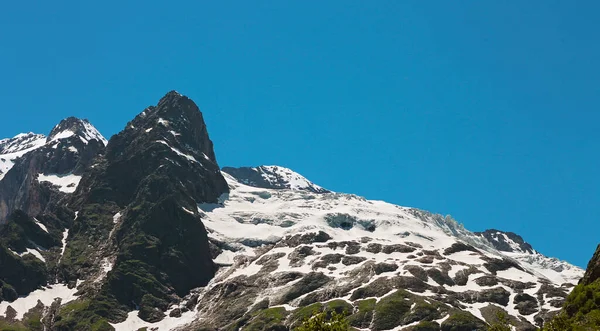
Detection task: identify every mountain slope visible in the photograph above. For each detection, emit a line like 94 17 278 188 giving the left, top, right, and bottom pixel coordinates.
542 244 600 330
0 91 585 331
165 171 582 331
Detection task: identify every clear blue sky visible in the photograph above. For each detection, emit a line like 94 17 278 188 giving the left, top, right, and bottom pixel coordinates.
1 1 598 267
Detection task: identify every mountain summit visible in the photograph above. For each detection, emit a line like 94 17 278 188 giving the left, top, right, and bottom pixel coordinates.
222 165 330 193
47 117 108 146
0 91 586 331
0 118 105 223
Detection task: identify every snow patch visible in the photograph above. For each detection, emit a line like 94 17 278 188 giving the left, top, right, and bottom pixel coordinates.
110 307 197 331
0 283 79 320
156 140 201 165
34 218 49 233
37 173 82 193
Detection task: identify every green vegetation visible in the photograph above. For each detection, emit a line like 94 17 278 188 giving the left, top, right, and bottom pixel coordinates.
0 313 44 331
372 290 412 330
291 303 324 325
410 320 441 331
295 310 349 331
52 299 114 331
540 279 600 331
241 307 288 331
440 311 488 331
347 298 375 328
488 312 511 331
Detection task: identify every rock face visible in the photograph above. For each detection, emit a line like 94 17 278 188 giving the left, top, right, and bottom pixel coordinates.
50 91 230 329
222 165 330 193
580 244 600 286
475 229 535 254
0 91 586 331
0 118 106 223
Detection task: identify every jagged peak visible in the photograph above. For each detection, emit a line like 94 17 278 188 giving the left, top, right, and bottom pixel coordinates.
0 132 46 155
48 117 108 146
475 228 536 254
222 165 330 193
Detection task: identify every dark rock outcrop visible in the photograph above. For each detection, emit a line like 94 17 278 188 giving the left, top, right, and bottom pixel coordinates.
475 229 536 254
222 165 329 193
55 91 230 324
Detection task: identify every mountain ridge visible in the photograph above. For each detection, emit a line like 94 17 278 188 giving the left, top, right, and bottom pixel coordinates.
0 91 587 331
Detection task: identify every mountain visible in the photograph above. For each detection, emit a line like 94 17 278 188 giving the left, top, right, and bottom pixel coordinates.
222 165 330 193
0 133 46 180
0 117 106 223
0 91 586 331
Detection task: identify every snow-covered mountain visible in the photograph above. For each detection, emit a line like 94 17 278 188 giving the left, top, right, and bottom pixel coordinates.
0 117 107 223
222 165 330 193
0 133 46 180
0 92 585 331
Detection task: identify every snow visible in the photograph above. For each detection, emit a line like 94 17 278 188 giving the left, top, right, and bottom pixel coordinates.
257 165 328 192
156 140 201 164
49 130 75 142
82 120 108 146
504 252 583 285
10 248 46 263
59 229 69 263
68 146 78 153
145 128 153 133
110 307 197 331
196 169 583 326
496 268 539 283
0 133 46 181
446 251 485 265
37 173 82 193
0 283 79 320
113 212 122 224
182 207 195 215
214 250 237 265
158 118 169 126
48 120 107 146
34 218 49 233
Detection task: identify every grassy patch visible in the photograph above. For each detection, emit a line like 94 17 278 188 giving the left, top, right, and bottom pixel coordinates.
372 290 413 331
242 307 288 331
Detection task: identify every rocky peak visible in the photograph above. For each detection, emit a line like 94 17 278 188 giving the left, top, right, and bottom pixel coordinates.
475 229 536 254
0 133 46 155
111 91 219 165
47 117 108 146
0 118 106 222
581 244 600 285
0 133 47 181
222 165 330 193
